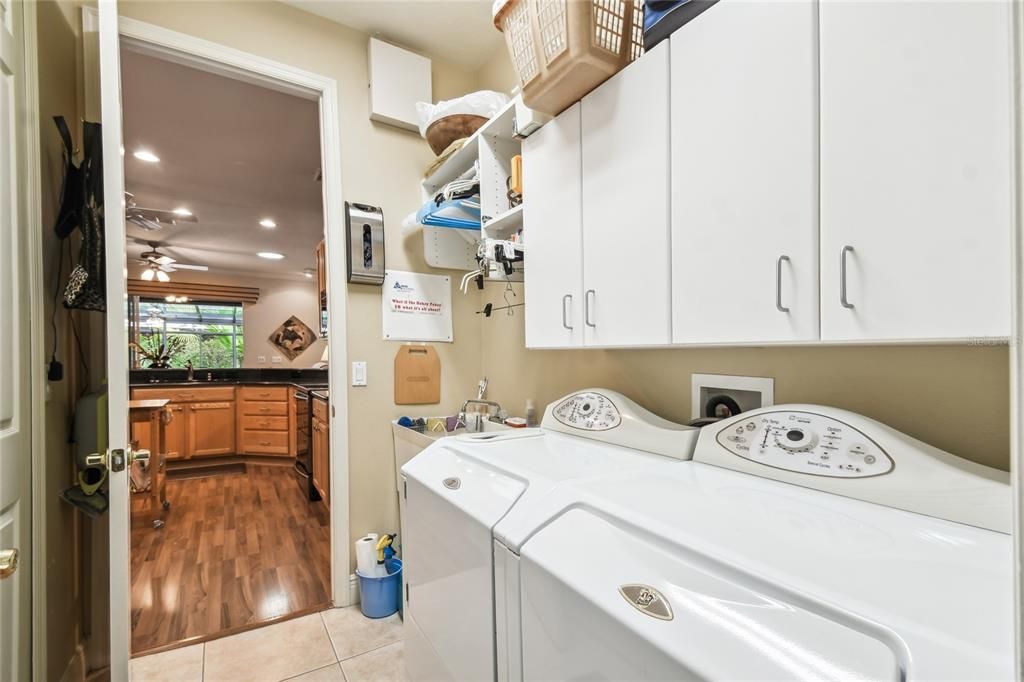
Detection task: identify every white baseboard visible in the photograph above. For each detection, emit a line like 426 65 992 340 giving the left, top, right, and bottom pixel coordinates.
349 573 360 606
59 645 87 682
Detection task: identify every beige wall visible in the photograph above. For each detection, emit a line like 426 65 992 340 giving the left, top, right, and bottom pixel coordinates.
117 1 486 569
479 283 1011 470
36 0 97 678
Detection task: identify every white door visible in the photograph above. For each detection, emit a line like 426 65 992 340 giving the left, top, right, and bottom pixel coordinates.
581 42 671 347
670 1 818 344
523 103 583 349
0 0 34 678
819 0 1012 341
96 0 132 678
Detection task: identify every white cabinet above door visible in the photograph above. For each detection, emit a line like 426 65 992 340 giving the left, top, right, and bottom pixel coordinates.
524 103 583 349
670 0 818 344
819 0 1012 341
581 41 672 347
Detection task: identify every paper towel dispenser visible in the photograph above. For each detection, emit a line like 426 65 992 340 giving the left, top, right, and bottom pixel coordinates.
346 202 385 285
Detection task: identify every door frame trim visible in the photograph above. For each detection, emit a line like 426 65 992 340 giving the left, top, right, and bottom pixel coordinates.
83 3 352 671
16 0 47 679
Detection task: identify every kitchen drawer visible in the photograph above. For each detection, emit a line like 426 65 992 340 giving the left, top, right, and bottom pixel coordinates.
241 430 290 455
132 386 236 403
312 398 329 422
239 385 289 402
241 401 288 416
241 415 288 432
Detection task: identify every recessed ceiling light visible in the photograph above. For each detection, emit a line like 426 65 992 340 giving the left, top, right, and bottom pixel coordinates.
259 218 276 228
258 251 285 260
133 149 160 163
172 207 192 217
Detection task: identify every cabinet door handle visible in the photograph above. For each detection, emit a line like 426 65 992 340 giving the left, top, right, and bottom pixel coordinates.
562 294 573 330
776 255 790 313
584 290 596 328
840 245 855 309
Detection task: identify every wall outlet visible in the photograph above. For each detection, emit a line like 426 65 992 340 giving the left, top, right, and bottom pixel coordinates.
691 373 774 420
352 361 367 387
271 356 282 364
257 355 266 363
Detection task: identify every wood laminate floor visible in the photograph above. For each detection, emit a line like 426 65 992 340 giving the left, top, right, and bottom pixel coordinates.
130 464 331 654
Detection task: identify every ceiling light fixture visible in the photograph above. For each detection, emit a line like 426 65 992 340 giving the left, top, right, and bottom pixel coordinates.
156 270 170 282
258 251 284 260
133 149 160 163
259 218 277 228
172 207 192 217
140 267 155 281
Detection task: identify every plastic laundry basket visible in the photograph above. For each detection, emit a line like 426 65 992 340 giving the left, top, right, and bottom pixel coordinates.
358 558 402 619
493 0 645 116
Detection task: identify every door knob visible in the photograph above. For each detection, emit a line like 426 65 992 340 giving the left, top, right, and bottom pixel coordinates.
0 548 19 579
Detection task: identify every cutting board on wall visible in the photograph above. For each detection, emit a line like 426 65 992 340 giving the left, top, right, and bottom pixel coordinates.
394 344 440 405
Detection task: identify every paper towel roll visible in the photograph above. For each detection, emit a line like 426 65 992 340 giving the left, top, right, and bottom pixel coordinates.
355 533 379 576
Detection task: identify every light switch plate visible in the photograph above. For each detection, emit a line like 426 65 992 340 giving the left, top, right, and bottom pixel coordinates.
352 361 367 387
271 356 282 364
257 355 266 363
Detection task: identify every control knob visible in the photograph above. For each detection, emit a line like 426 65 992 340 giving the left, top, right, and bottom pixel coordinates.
774 427 818 452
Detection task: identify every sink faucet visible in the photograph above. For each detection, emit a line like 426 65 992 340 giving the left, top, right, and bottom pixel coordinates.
459 399 503 432
185 360 194 382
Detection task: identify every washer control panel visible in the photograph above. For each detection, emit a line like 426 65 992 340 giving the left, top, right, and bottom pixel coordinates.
716 410 894 478
551 391 622 431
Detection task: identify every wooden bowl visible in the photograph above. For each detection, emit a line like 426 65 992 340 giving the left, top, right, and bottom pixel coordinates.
425 114 489 155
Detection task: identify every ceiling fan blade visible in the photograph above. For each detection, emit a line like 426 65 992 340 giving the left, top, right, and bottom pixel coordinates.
154 255 176 265
171 263 209 271
127 215 163 231
159 264 177 272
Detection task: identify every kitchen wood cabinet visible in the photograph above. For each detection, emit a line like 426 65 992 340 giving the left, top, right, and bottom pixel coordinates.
238 386 292 456
311 397 329 507
669 2 818 344
315 239 327 305
818 1 1011 341
580 40 671 347
131 403 186 461
188 402 236 457
523 103 583 349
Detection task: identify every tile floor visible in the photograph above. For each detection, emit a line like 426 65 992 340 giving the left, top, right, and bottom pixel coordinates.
130 607 404 682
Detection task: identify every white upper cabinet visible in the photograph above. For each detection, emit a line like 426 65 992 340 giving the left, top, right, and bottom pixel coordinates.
670 1 819 344
581 41 672 347
524 103 584 349
819 0 1012 341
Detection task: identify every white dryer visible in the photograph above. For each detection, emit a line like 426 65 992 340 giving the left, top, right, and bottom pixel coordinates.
495 405 1012 680
400 390 700 682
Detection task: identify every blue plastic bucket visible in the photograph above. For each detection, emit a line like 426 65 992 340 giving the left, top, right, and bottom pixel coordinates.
357 558 402 619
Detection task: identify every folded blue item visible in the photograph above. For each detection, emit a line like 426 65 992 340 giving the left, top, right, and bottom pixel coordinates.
644 0 719 50
416 194 481 230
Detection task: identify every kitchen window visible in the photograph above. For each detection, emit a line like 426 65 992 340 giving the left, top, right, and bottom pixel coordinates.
130 297 245 369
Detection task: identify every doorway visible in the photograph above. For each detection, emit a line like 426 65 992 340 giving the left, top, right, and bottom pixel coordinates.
88 6 350 675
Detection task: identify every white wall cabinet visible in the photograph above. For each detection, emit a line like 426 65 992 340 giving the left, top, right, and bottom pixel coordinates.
523 1 1012 348
670 1 819 344
819 0 1012 341
524 104 583 348
581 41 672 347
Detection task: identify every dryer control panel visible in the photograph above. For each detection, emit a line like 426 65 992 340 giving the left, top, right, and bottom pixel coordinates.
718 410 894 478
551 391 622 431
542 389 699 461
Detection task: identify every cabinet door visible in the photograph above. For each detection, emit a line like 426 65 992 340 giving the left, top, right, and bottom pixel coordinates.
311 418 329 506
523 103 583 348
581 42 671 347
164 404 187 460
188 402 236 457
819 1 1012 341
670 2 818 343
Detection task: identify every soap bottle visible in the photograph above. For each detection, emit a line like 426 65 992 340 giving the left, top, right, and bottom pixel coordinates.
525 399 538 428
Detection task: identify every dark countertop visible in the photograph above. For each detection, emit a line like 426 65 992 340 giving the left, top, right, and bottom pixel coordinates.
130 367 329 391
131 380 329 392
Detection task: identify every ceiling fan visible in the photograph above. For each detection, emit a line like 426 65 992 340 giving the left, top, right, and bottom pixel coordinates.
125 192 199 231
136 242 208 282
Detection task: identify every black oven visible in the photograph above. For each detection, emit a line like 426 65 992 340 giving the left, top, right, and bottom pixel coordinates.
292 388 315 500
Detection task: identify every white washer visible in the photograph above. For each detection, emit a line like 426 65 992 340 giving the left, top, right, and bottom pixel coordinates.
495 404 1012 680
400 390 699 682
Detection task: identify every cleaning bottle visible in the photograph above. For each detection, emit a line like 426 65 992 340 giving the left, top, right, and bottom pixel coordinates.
526 399 538 427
